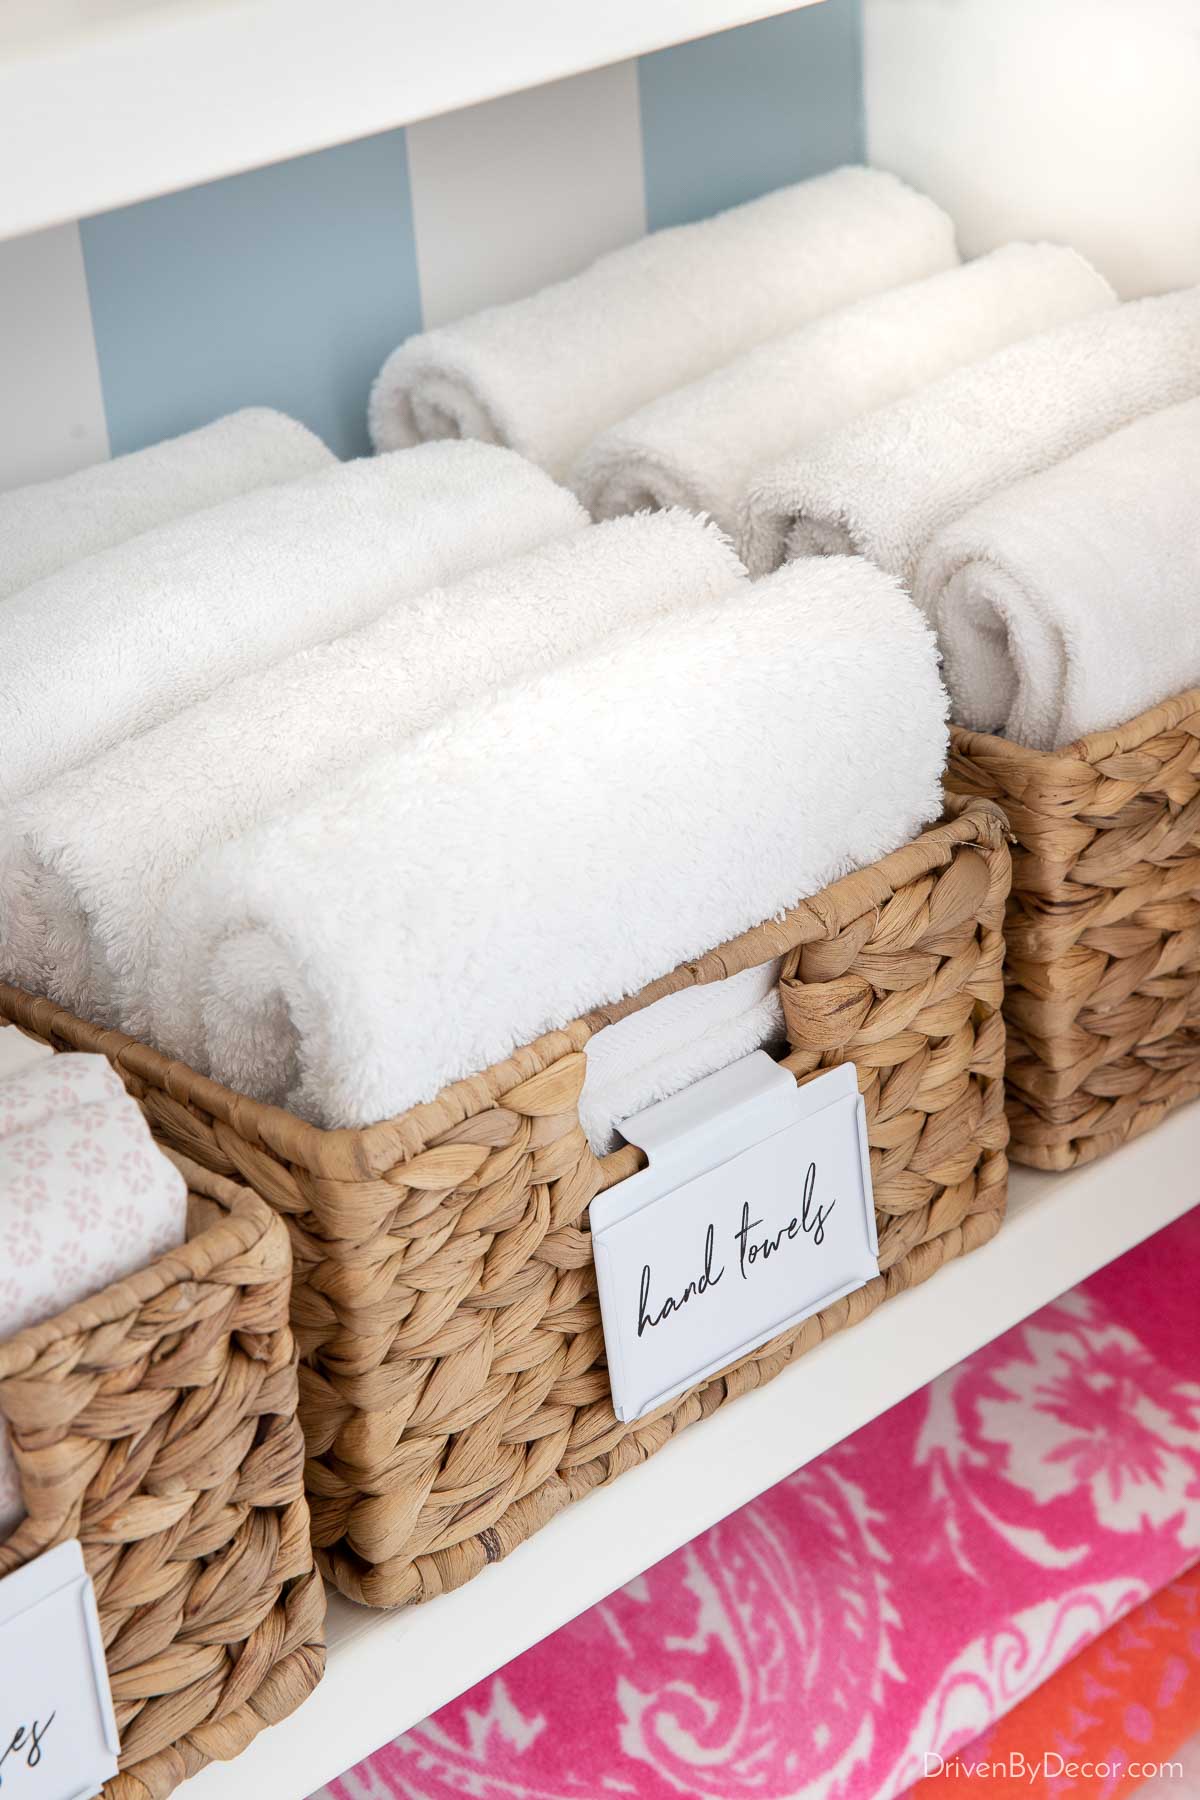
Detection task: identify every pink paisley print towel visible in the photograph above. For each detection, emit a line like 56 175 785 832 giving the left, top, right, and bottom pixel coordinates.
0 1049 189 1533
321 1207 1200 1800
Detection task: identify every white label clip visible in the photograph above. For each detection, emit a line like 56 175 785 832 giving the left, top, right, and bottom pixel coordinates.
0 1540 119 1800
591 1053 879 1424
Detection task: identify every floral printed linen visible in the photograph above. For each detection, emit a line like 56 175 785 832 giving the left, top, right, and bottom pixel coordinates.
0 1049 188 1533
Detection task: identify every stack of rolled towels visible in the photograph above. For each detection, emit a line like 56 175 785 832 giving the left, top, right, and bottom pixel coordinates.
369 165 960 478
147 553 947 1130
371 160 1200 752
574 241 1114 534
0 400 949 1139
0 426 587 802
3 159 1199 1176
741 285 1200 748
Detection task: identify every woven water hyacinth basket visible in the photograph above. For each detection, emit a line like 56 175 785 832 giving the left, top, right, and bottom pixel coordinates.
0 796 1010 1609
947 689 1200 1170
0 1145 326 1798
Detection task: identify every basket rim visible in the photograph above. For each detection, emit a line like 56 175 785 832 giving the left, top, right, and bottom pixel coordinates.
950 685 1200 770
0 797 1008 1179
0 1153 279 1379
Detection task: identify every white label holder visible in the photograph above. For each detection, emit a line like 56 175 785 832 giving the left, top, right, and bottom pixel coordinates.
0 1539 119 1800
591 1053 879 1425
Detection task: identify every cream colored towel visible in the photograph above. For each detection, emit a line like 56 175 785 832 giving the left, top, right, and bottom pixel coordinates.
370 166 957 479
0 442 582 803
745 285 1200 582
920 396 1200 748
0 409 332 602
580 960 785 1154
574 244 1113 539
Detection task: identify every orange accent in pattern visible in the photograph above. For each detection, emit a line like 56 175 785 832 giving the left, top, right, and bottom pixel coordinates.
909 1561 1200 1799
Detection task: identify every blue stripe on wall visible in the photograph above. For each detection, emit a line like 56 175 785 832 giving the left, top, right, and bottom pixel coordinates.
638 2 866 232
79 130 421 461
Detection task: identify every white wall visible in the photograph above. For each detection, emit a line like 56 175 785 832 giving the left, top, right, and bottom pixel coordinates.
864 0 1200 297
406 64 645 329
0 224 108 487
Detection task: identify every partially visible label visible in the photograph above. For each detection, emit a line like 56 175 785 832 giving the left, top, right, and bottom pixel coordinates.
592 1054 879 1424
0 1540 118 1800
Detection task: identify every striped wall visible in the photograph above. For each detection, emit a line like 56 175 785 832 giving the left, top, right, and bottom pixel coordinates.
0 1 863 489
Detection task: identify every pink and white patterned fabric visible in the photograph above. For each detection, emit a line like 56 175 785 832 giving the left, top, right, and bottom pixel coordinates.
0 1049 188 1534
321 1206 1200 1800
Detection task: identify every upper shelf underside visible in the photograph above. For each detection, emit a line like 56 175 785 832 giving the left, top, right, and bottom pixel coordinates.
0 0 823 242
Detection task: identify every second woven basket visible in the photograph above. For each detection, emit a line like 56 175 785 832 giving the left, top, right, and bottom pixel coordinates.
948 688 1200 1169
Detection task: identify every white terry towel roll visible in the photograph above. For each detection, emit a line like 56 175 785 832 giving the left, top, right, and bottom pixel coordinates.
0 441 583 804
744 284 1200 582
0 1052 188 1533
0 409 333 603
150 556 949 1128
1 510 743 1034
369 166 958 480
918 396 1200 751
574 244 1115 539
579 959 786 1155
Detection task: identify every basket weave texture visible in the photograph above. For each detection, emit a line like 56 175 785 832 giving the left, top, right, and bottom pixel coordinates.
0 1147 325 1799
0 797 1010 1609
948 690 1200 1170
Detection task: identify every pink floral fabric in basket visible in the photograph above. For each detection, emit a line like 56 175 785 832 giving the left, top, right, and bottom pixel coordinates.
0 1050 188 1533
324 1207 1200 1800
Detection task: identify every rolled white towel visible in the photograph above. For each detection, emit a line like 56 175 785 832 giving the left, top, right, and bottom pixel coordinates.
0 1052 188 1534
0 409 333 603
579 959 786 1155
150 556 949 1127
744 285 1200 582
0 441 582 804
369 166 958 480
918 396 1200 750
574 244 1114 538
1 510 743 1034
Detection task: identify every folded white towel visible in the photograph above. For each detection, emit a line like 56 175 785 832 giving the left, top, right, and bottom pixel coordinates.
0 409 333 603
0 1028 52 1081
369 166 958 480
579 959 785 1155
744 285 1200 582
918 396 1200 750
1 510 742 1034
0 1052 188 1534
0 442 583 804
574 244 1114 540
150 556 948 1128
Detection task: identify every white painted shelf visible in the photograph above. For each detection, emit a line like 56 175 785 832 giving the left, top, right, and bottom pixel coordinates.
187 1101 1200 1800
0 0 826 243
